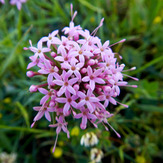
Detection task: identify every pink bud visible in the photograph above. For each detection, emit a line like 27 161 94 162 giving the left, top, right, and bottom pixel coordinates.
26 71 35 77
73 84 79 91
51 52 57 57
24 47 28 50
29 85 38 92
49 101 55 107
88 59 95 65
104 86 111 92
74 34 79 41
81 68 87 73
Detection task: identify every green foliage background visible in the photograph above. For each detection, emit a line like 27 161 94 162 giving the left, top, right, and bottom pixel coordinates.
0 0 163 162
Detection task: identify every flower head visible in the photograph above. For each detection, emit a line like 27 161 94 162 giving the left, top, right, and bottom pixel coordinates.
80 132 99 147
90 148 104 163
26 4 138 152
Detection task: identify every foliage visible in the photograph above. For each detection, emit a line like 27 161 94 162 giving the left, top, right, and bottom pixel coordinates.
0 0 163 162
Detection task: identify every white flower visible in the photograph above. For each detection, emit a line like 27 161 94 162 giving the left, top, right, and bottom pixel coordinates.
0 152 17 163
80 132 99 147
90 148 104 163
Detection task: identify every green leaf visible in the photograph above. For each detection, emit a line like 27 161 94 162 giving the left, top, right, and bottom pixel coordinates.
138 104 163 113
15 102 30 127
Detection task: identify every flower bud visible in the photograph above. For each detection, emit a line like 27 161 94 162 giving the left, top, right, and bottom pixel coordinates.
88 59 95 65
26 71 35 77
29 85 38 92
51 52 57 58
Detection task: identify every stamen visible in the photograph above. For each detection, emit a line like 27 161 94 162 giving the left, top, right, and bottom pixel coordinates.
116 101 128 108
109 39 126 47
91 18 104 36
122 67 136 72
72 11 77 22
107 122 121 138
52 134 59 153
123 74 139 81
71 4 77 22
31 121 35 128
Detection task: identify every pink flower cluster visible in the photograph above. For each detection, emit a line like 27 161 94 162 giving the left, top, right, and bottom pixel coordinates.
0 0 27 10
25 6 138 152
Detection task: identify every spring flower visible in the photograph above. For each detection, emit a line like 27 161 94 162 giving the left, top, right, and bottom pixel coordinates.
80 132 99 147
25 4 138 152
90 148 104 163
10 0 27 10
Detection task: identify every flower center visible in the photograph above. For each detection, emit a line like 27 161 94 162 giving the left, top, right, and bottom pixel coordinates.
49 36 52 40
62 42 66 46
38 50 41 53
78 50 83 54
100 47 104 52
64 82 68 86
50 68 54 73
64 57 68 61
85 96 89 101
106 63 110 67
48 91 52 96
90 75 94 80
71 66 76 71
68 98 72 103
106 95 110 99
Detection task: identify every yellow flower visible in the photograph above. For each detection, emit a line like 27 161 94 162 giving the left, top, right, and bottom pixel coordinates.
71 126 80 136
90 17 95 23
3 97 11 104
153 16 162 24
135 155 146 163
51 147 63 158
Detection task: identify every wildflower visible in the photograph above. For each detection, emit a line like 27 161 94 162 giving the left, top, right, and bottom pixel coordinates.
25 4 138 152
3 97 11 103
80 132 99 147
90 148 103 163
0 152 17 163
51 147 63 158
153 16 162 24
10 0 27 10
71 126 80 136
135 155 146 163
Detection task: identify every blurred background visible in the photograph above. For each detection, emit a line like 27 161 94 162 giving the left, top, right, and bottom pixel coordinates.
0 0 163 162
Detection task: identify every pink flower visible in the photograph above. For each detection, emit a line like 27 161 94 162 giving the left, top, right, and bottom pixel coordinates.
10 0 27 10
26 4 138 153
75 106 97 129
31 103 56 127
77 89 99 113
28 40 51 60
53 71 78 96
38 59 59 85
38 88 56 105
55 90 78 115
98 89 117 107
40 30 58 48
61 59 83 80
82 66 105 91
49 116 70 152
